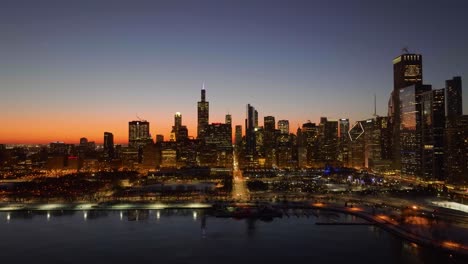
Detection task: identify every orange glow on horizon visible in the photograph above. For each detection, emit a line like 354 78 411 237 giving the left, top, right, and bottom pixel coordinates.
1 111 317 145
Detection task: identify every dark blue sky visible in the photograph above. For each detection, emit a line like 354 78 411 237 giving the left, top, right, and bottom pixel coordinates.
1 0 467 143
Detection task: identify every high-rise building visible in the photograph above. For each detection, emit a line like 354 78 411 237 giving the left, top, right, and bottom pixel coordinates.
263 116 276 167
156 134 164 143
391 53 423 170
445 77 466 183
363 118 383 169
338 118 350 165
319 117 338 162
445 115 468 184
245 104 257 161
255 126 264 157
205 123 232 150
174 112 182 130
225 114 232 126
393 53 423 90
276 133 293 168
302 121 320 166
375 116 392 161
348 121 365 168
254 110 259 128
197 85 209 139
446 76 462 125
235 125 242 146
421 89 446 180
296 127 307 168
128 120 152 149
171 112 188 141
177 126 188 141
278 120 289 135
203 123 233 167
79 137 88 147
264 116 275 132
141 143 157 170
399 84 431 176
348 117 392 171
338 119 349 139
103 132 114 160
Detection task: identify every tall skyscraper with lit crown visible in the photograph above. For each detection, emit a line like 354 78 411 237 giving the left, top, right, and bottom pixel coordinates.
197 84 209 140
390 52 423 170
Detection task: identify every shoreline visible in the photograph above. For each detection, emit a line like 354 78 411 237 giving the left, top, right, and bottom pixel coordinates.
1 201 467 257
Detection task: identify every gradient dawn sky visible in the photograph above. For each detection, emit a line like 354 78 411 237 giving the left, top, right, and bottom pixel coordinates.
1 0 467 144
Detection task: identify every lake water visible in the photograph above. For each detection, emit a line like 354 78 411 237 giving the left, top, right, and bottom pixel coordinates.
0 210 463 264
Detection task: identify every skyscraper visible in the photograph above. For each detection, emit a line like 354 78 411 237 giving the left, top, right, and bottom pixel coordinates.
129 120 152 148
225 114 232 126
171 112 188 142
421 88 446 180
205 123 233 150
391 53 423 170
103 132 114 160
235 125 242 146
201 123 233 167
319 118 338 162
175 112 182 130
363 118 384 170
375 116 392 161
338 118 350 165
445 77 466 183
225 114 233 149
348 121 365 168
338 119 349 139
445 115 468 184
399 84 431 176
302 121 320 166
254 110 259 128
264 116 275 132
260 116 274 166
393 54 423 90
446 76 462 125
278 120 289 135
245 104 257 161
197 85 209 140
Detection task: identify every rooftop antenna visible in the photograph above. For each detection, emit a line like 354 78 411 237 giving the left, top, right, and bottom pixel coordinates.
373 93 378 117
202 81 205 90
136 114 144 122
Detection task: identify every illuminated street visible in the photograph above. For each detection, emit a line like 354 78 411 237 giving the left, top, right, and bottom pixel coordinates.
232 149 249 201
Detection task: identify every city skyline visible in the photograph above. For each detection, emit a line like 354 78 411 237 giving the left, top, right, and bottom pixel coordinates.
2 0 468 144
2 71 465 145
2 1 468 262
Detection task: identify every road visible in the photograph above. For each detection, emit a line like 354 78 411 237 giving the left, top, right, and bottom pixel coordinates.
232 149 249 201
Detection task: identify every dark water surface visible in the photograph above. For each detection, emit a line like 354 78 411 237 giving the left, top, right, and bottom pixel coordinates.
0 210 462 264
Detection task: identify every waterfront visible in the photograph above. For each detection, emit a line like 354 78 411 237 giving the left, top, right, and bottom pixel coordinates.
0 210 464 264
